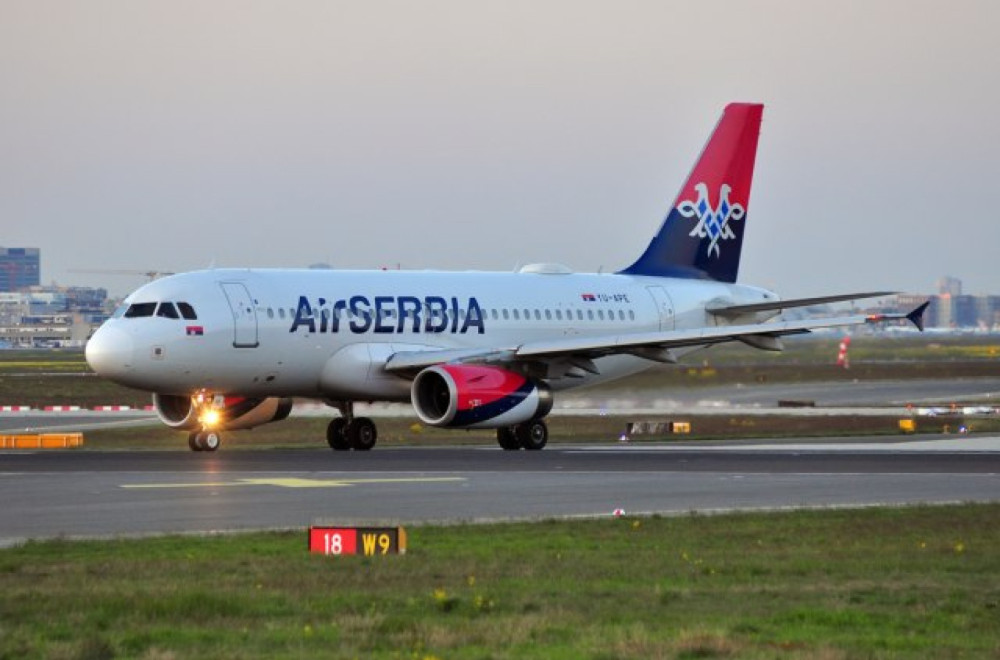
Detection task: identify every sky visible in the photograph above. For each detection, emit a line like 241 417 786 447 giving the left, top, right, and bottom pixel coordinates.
1 1 997 298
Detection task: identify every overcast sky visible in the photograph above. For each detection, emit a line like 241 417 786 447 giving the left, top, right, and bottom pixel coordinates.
2 1 997 298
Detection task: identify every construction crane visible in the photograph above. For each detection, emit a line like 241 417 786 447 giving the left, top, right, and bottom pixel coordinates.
68 268 175 282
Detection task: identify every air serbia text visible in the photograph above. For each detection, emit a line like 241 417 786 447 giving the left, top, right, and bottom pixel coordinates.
289 295 485 335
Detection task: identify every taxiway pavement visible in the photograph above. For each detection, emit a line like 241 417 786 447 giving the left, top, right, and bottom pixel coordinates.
2 436 999 547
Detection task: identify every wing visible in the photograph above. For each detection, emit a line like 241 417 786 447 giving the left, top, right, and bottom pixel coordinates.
384 302 930 377
706 291 896 318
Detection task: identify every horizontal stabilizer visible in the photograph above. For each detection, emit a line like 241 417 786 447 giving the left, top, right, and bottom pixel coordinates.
707 291 896 317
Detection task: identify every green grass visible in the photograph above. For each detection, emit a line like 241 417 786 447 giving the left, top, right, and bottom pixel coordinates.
2 504 999 658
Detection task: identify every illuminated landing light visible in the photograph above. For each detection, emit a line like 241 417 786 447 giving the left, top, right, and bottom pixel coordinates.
200 409 222 428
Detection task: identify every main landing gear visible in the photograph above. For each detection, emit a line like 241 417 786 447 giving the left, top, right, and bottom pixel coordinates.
188 430 221 452
496 419 548 451
326 401 377 451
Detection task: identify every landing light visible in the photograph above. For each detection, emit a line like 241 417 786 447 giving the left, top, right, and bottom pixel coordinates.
200 409 222 428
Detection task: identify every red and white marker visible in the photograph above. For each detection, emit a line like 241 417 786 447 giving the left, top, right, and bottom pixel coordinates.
836 336 851 369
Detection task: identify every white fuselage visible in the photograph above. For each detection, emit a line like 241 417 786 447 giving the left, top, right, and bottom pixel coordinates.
86 267 777 401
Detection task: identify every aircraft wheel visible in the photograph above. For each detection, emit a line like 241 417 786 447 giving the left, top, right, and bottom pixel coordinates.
202 431 221 452
188 432 203 452
497 427 520 451
327 418 350 451
516 420 548 451
347 417 377 451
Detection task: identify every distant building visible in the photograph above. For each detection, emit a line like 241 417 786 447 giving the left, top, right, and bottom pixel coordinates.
892 287 1000 331
0 247 40 292
975 296 1000 330
937 275 962 297
0 285 109 346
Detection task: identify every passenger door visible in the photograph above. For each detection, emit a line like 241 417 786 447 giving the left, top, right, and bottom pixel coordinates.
220 282 259 348
645 286 675 331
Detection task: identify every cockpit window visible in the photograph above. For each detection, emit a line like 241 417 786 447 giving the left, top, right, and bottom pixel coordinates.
177 302 197 320
156 302 179 319
123 302 157 318
112 303 128 319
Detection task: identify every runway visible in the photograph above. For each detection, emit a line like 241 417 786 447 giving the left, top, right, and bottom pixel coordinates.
2 437 999 547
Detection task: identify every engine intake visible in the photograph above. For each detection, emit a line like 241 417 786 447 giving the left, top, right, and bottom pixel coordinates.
411 365 552 428
152 393 293 431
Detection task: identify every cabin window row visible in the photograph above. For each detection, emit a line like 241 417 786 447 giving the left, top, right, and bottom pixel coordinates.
262 306 636 323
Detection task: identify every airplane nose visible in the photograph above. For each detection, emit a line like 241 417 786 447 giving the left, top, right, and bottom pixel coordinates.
85 325 134 379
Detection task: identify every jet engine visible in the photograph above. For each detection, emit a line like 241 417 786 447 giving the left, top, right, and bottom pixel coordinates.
411 364 552 428
152 393 293 431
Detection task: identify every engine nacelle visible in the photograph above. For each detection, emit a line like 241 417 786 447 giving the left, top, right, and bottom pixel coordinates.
411 365 553 428
152 393 293 431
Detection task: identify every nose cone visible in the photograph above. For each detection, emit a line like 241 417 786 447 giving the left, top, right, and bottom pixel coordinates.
85 325 135 382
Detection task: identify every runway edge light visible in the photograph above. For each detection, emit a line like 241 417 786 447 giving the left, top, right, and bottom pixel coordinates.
308 526 407 556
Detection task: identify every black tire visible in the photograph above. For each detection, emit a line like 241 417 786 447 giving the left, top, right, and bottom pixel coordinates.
516 420 548 450
347 417 377 451
202 431 221 452
327 417 350 451
497 427 521 451
188 432 203 452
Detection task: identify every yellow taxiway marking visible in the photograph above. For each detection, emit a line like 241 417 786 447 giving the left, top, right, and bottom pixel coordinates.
121 477 466 489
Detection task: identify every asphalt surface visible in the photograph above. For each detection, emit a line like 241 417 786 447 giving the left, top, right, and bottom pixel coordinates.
2 438 999 546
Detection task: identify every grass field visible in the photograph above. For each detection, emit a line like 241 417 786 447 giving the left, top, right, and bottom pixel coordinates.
2 504 998 659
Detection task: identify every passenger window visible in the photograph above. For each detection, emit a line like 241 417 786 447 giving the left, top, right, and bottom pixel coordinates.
576 310 583 321
534 309 541 320
555 310 563 320
124 302 157 318
628 309 635 321
267 308 274 319
587 310 595 320
156 302 179 319
598 310 605 320
177 302 198 320
502 309 510 320
512 309 520 320
490 309 498 320
279 308 286 319
545 310 552 321
618 310 626 321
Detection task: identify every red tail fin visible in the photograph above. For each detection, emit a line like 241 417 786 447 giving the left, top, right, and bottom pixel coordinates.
620 103 763 282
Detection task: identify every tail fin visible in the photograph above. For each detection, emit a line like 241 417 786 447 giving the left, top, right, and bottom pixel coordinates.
619 103 763 283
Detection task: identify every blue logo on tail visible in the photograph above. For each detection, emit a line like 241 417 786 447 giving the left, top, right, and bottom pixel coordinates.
678 183 745 258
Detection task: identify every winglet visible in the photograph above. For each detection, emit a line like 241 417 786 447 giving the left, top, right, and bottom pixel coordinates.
906 301 930 332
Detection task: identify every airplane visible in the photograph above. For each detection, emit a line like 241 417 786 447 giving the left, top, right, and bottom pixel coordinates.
85 103 928 452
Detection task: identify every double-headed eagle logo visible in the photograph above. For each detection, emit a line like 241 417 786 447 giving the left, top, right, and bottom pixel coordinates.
677 183 745 258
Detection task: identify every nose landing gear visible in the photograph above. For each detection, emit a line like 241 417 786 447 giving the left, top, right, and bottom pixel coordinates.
188 430 221 452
